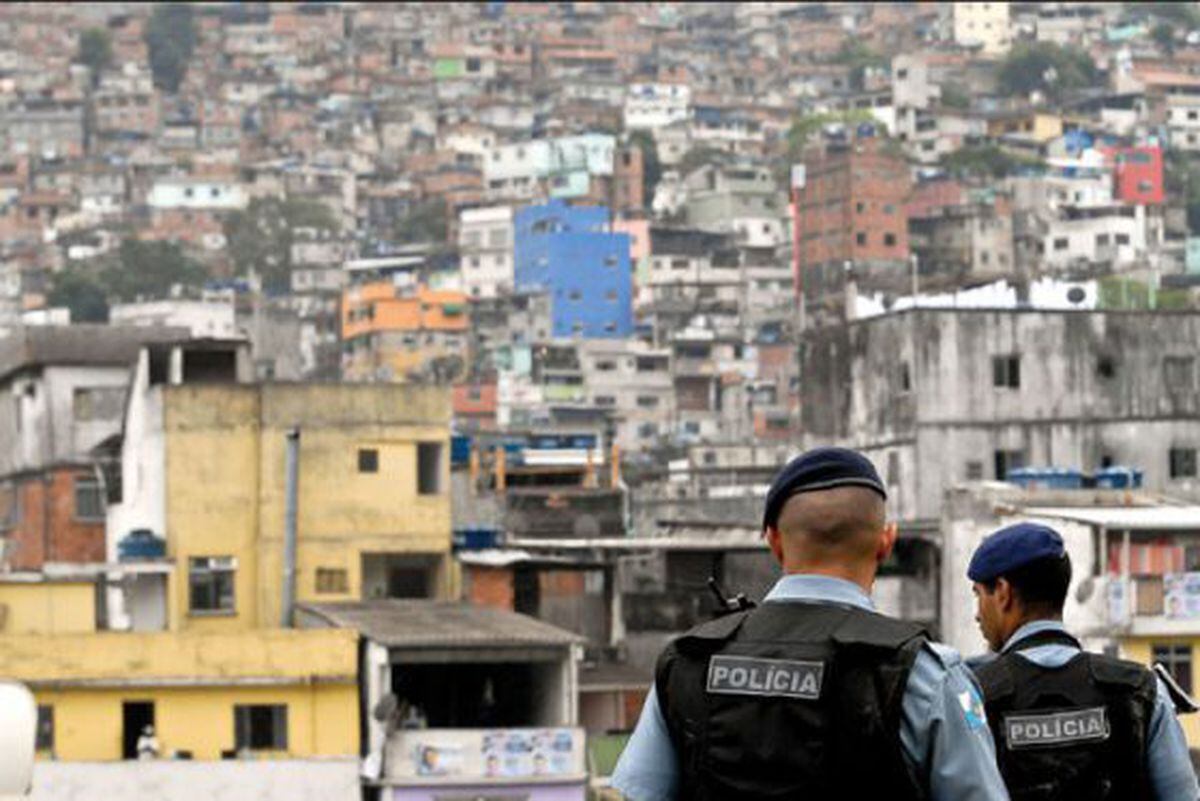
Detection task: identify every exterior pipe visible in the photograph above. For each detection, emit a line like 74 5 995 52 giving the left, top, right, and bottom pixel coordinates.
282 427 300 627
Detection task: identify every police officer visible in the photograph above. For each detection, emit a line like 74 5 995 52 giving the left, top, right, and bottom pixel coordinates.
612 447 1009 800
967 522 1199 800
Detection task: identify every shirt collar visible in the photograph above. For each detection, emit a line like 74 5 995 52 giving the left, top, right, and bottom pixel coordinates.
763 574 875 611
1001 619 1070 653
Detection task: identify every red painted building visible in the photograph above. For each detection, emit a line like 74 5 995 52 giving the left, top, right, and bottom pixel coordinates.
1106 146 1165 206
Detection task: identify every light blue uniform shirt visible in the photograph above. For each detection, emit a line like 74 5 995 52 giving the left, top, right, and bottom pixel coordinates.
992 620 1199 801
611 574 1010 801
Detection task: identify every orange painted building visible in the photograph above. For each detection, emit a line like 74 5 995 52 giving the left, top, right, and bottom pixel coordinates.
340 283 470 383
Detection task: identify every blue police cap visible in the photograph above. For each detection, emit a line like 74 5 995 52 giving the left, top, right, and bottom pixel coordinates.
762 447 887 531
967 522 1065 583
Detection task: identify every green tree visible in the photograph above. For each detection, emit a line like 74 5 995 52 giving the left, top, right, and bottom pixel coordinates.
47 267 110 323
940 82 971 110
627 130 662 210
77 28 113 82
941 144 1042 179
145 3 196 93
996 42 1098 101
224 197 340 293
392 198 448 245
831 40 887 91
785 109 879 160
1152 21 1176 55
100 239 208 301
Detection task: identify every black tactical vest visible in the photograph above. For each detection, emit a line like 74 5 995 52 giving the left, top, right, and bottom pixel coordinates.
654 600 929 801
973 629 1157 801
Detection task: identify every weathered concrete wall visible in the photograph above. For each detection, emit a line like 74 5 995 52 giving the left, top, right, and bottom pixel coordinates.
803 309 1200 520
29 759 359 801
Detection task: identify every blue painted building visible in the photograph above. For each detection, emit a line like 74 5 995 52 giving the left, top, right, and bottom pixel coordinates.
514 199 633 339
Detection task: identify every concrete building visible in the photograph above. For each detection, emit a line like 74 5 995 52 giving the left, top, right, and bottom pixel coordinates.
908 191 1016 290
682 163 784 251
577 339 673 452
514 200 632 339
951 1 1011 55
0 326 184 571
299 600 587 801
802 308 1200 524
458 205 514 299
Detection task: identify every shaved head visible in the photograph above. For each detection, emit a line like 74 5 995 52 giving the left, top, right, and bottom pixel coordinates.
767 486 893 584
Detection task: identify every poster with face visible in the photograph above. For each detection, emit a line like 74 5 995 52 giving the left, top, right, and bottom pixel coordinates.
413 743 464 776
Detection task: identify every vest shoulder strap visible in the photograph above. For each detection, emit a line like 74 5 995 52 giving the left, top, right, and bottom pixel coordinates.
975 653 1017 701
830 608 928 649
1088 654 1156 693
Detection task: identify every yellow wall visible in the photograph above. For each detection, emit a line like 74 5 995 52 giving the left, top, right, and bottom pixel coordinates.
1121 637 1200 746
163 384 453 630
33 683 358 761
0 581 95 634
2 628 360 761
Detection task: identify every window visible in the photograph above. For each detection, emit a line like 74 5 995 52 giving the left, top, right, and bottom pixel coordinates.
1153 644 1193 695
1096 233 1110 247
636 395 659 408
994 449 1026 481
966 461 984 481
856 232 867 245
568 290 582 301
884 233 897 247
992 355 1020 389
1115 233 1131 246
315 568 349 594
883 203 896 214
417 443 443 495
36 705 53 752
1170 448 1198 479
74 386 125 422
75 474 105 521
603 255 619 267
358 448 379 473
188 556 236 614
234 705 288 751
594 395 616 406
605 289 618 301
898 362 911 393
1164 356 1196 393
595 360 617 372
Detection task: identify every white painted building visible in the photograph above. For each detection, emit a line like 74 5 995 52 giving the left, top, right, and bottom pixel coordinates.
1167 96 1200 153
624 83 692 130
146 179 248 211
458 205 514 299
952 1 1012 54
109 300 239 339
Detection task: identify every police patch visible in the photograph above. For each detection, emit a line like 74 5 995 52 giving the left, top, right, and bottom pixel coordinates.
1005 707 1109 749
706 655 824 699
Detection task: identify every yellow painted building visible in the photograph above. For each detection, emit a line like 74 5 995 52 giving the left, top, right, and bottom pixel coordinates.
0 341 458 764
159 382 456 632
0 577 95 634
1122 636 1200 746
0 629 358 761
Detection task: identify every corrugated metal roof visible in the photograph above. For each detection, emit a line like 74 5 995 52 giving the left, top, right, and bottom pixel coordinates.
1022 507 1200 531
297 600 583 649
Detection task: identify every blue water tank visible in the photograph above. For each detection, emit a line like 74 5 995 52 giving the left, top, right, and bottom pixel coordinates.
453 528 501 551
1095 466 1144 489
118 529 166 561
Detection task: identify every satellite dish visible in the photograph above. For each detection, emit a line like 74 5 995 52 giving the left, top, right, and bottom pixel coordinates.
1067 286 1087 305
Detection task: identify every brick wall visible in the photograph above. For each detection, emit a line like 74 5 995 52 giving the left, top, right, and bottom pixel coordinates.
464 564 514 609
2 468 106 570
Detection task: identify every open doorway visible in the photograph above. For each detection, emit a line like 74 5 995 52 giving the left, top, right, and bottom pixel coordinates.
122 701 155 759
